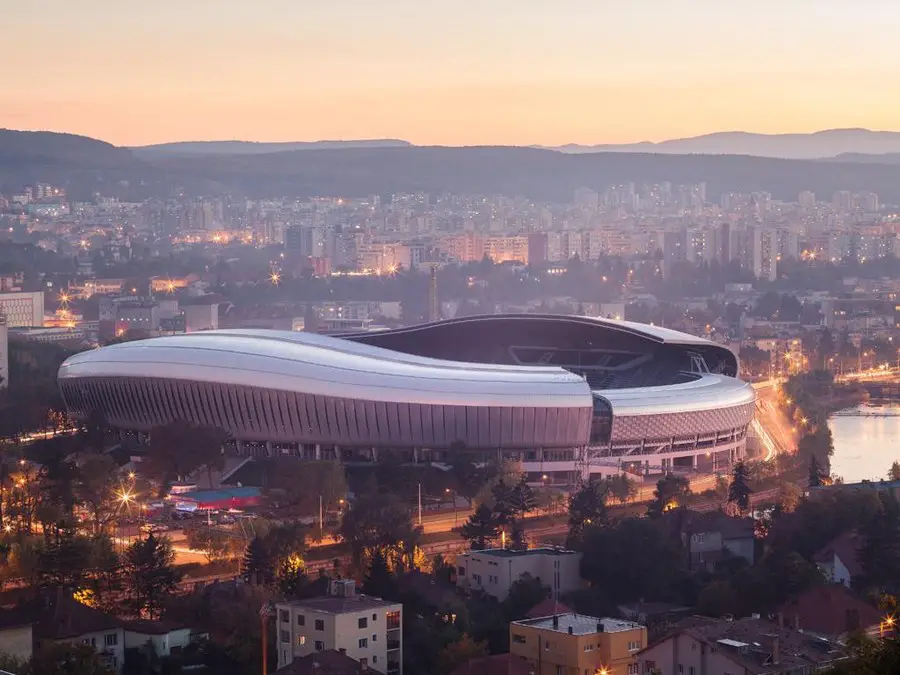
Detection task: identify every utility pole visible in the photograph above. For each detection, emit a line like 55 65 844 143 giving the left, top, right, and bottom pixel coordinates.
259 602 273 675
319 494 324 532
428 264 439 322
417 483 422 526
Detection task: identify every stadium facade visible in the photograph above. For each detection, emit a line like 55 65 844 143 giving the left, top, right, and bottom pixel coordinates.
57 315 755 483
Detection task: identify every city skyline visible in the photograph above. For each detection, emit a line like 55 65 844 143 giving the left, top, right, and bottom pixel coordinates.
5 0 900 146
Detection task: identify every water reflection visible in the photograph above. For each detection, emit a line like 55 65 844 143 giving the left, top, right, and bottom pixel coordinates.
828 402 900 483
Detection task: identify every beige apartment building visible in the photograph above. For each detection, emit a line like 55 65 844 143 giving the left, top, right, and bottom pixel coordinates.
510 613 647 675
456 547 583 601
275 580 402 675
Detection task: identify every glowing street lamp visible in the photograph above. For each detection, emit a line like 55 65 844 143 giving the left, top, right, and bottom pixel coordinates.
270 271 281 285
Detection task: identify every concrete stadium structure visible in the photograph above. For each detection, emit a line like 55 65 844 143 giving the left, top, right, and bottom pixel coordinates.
57 315 755 483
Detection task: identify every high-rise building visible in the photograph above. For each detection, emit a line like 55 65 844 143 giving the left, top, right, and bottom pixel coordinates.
275 581 402 675
0 291 45 327
798 191 816 208
0 315 8 389
751 227 779 282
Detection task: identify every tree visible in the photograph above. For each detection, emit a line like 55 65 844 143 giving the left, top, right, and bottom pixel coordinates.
268 458 347 516
75 454 120 534
124 533 180 619
824 634 900 674
36 533 92 590
242 535 274 586
338 492 422 571
437 634 488 675
647 474 691 518
185 527 232 563
503 573 550 621
29 641 115 675
509 476 537 519
362 548 396 599
567 480 608 546
890 461 900 482
605 474 637 504
490 478 517 527
858 504 900 593
145 422 227 494
808 455 826 487
459 504 500 550
727 461 753 514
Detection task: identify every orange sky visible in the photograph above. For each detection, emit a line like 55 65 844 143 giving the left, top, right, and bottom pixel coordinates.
4 1 900 146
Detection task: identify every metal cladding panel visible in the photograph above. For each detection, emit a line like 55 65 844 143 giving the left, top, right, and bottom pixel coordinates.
611 401 756 442
59 376 593 448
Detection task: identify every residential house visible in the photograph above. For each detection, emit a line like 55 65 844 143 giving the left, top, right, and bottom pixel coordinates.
813 531 863 588
123 620 193 657
510 613 646 675
275 580 402 675
676 511 756 572
27 592 125 673
777 584 885 641
637 616 845 675
456 547 582 601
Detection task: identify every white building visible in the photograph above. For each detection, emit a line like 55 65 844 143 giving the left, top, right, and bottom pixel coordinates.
455 547 583 601
123 620 193 657
0 291 45 327
275 580 402 675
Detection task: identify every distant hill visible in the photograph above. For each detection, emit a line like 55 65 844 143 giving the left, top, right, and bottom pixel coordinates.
540 128 900 160
131 139 412 158
153 145 900 204
828 152 900 165
4 129 900 204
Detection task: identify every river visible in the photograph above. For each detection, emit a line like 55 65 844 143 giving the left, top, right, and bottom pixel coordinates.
828 402 900 483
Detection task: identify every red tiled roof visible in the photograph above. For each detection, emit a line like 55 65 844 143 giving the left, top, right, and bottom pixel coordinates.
448 653 534 675
778 584 883 637
525 598 573 619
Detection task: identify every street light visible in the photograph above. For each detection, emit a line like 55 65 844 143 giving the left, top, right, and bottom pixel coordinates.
445 488 457 527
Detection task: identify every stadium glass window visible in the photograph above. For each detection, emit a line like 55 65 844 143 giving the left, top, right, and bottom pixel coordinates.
590 395 612 445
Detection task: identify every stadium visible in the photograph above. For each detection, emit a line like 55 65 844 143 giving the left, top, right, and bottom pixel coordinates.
57 315 756 483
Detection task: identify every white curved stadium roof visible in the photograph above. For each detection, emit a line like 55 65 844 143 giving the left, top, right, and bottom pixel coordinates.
58 330 591 408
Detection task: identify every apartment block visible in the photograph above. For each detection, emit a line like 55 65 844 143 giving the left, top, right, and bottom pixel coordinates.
456 547 582 601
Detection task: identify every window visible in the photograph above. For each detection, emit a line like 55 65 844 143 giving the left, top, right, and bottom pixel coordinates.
339 648 346 655
280 630 290 643
628 640 641 651
280 610 290 623
372 634 377 642
315 641 325 652
297 635 306 646
372 613 377 621
457 566 466 576
583 644 595 652
315 619 325 631
359 638 368 649
512 634 527 644
359 617 368 629
692 533 705 544
297 614 306 626
628 664 640 675
104 633 118 647
556 666 564 675
689 668 696 675
678 666 684 674
360 658 368 669
373 656 378 664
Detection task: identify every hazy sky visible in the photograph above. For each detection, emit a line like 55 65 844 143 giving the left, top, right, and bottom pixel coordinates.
4 0 900 146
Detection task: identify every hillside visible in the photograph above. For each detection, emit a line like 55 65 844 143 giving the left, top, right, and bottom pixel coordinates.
541 128 900 160
155 145 900 203
131 139 412 158
4 129 900 204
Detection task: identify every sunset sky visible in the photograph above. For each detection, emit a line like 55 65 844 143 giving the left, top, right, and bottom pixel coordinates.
5 0 900 146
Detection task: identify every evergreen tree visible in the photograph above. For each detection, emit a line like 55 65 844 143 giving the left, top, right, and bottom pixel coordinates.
490 478 517 526
647 474 691 518
510 476 538 519
459 504 500 550
362 548 396 598
124 533 180 619
889 461 900 482
727 461 753 514
242 536 274 586
567 480 608 545
277 553 310 599
808 455 826 487
858 501 900 592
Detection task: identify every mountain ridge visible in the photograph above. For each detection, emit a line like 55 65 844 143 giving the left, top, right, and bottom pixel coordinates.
131 139 412 157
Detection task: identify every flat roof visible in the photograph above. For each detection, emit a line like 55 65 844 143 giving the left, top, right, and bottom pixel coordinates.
279 595 400 615
469 547 578 558
513 613 643 636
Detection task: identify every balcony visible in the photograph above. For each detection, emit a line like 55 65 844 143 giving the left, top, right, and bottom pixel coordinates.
387 639 401 651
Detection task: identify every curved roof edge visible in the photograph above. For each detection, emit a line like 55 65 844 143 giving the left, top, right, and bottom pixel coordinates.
58 330 592 408
597 374 756 417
